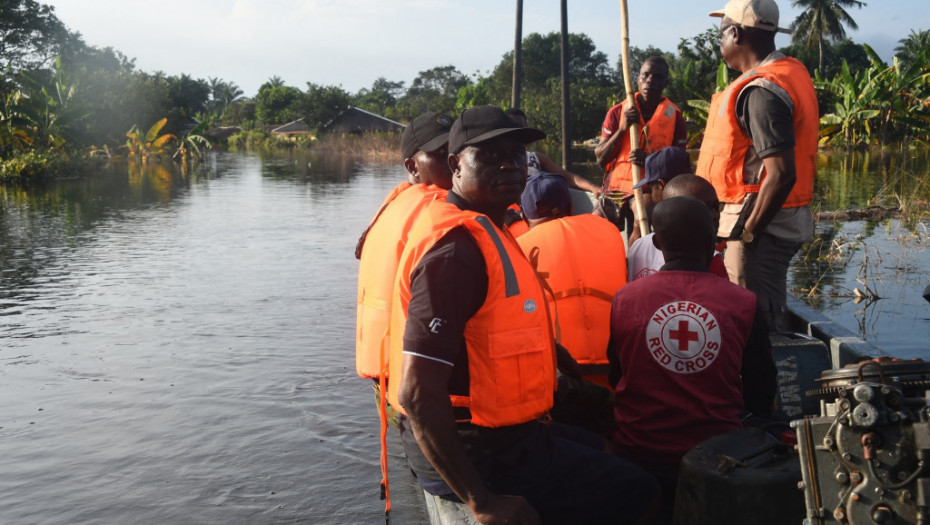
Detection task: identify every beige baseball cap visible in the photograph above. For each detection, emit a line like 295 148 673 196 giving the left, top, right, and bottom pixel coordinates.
710 0 792 34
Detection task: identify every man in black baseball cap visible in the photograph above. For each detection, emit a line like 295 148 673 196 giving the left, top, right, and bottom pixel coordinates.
391 104 658 525
444 105 546 223
401 111 454 189
448 104 545 155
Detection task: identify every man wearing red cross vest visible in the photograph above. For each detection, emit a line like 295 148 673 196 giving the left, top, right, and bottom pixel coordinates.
607 196 776 512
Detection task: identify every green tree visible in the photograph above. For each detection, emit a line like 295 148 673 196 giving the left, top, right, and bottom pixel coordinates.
455 76 497 113
669 28 725 103
166 74 209 120
817 44 930 147
894 29 930 71
207 77 243 119
16 56 86 149
396 65 470 121
353 77 405 119
789 0 866 73
480 32 615 142
254 80 302 125
0 0 70 78
301 83 350 130
221 99 256 127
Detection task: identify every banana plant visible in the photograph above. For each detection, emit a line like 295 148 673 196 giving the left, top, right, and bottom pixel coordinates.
817 60 882 147
0 90 34 154
124 117 176 162
15 56 87 150
818 45 930 147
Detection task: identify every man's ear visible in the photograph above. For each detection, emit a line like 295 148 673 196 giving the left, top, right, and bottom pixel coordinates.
733 25 745 45
652 232 662 250
448 153 460 177
404 157 417 177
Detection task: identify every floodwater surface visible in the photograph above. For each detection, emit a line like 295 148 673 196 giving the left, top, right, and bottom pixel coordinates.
0 153 428 524
0 149 928 524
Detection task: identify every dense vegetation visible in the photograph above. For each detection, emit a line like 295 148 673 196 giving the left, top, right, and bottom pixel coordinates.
0 0 927 182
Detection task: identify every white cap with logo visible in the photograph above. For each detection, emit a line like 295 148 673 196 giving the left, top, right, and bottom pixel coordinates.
709 0 792 34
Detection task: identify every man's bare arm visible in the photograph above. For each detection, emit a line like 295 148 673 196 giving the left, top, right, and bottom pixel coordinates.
595 105 639 168
536 153 600 196
398 354 541 525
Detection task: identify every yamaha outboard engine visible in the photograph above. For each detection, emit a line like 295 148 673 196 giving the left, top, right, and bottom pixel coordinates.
794 359 930 524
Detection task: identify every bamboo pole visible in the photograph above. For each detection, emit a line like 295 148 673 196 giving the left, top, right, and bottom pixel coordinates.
619 0 649 238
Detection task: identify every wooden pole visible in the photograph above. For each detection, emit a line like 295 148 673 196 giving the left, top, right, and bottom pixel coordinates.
619 0 649 238
560 0 571 170
511 0 523 109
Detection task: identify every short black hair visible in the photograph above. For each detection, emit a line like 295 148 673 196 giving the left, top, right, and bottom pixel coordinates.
642 56 670 76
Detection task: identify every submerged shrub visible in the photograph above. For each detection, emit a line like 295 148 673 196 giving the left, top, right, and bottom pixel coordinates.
0 150 100 183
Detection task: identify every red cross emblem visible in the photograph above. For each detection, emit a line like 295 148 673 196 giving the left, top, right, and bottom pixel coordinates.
669 320 699 351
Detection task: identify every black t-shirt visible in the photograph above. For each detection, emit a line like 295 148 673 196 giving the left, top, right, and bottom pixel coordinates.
399 192 540 493
402 194 488 400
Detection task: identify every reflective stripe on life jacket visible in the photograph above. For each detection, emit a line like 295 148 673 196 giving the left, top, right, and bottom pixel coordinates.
696 56 818 207
603 95 681 194
517 214 626 365
387 200 556 428
355 183 447 378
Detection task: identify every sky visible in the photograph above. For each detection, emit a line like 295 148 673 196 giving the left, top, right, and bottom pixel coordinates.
45 0 929 99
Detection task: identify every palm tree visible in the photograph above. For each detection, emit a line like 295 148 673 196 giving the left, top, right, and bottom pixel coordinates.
790 0 866 73
894 29 930 70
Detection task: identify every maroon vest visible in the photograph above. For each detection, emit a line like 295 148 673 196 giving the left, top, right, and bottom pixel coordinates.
610 271 756 462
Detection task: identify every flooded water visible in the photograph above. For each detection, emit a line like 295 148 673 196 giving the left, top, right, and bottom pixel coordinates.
0 153 429 524
1 148 928 524
789 149 930 359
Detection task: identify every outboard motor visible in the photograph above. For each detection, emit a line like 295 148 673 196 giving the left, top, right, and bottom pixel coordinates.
794 359 930 524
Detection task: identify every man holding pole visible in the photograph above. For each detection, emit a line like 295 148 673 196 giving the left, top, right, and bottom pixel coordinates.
595 56 688 237
696 0 818 332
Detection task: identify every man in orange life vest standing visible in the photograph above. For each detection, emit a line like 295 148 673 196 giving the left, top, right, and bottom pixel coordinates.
608 196 776 519
696 0 818 332
388 105 658 525
355 111 454 380
595 57 688 237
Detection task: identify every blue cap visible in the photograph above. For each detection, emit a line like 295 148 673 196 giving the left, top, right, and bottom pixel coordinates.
632 147 691 190
521 172 572 220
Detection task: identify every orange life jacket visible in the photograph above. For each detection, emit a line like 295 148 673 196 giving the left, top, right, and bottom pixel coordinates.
387 200 556 428
604 95 681 194
355 183 447 378
696 57 818 207
517 214 626 366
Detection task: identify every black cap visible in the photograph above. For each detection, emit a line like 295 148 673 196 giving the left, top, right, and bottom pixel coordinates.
522 172 572 220
401 111 453 160
449 105 546 154
632 147 691 190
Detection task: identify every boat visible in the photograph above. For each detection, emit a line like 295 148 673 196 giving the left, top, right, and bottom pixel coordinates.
420 296 930 525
